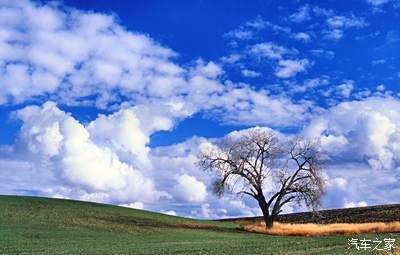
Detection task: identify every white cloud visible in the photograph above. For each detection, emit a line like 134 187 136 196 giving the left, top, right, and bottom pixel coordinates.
220 54 242 64
198 203 213 218
312 6 335 17
225 29 254 40
377 84 386 91
293 32 311 43
120 202 144 210
250 42 309 79
5 98 400 217
290 5 311 23
190 59 223 79
336 80 354 98
150 136 263 218
344 201 368 208
231 17 292 38
161 210 177 216
372 59 386 66
173 174 207 203
0 0 188 106
0 0 229 114
303 97 400 170
290 5 367 41
367 0 390 6
206 85 314 127
326 15 367 29
7 102 182 205
222 199 260 217
323 29 344 40
245 16 268 29
250 42 290 60
87 110 152 169
290 77 330 94
0 0 314 130
323 162 400 209
275 59 310 78
310 49 335 59
324 15 367 41
328 177 348 190
226 17 292 46
241 69 261 78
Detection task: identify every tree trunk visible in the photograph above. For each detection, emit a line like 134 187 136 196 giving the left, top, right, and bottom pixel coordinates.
257 194 274 229
265 215 274 229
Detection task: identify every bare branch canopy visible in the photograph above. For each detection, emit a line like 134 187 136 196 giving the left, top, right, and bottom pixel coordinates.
197 129 325 229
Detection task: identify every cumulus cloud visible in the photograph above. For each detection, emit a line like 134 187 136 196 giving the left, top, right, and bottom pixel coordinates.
225 29 254 40
220 54 242 64
366 0 390 6
6 102 184 204
344 201 368 208
372 59 386 66
287 4 367 41
226 16 292 43
0 1 222 114
293 32 312 43
241 69 261 78
323 15 367 41
290 5 335 24
173 174 207 203
336 80 354 98
377 84 386 91
248 42 311 79
249 42 310 79
299 97 400 208
150 136 264 218
2 107 261 217
323 162 399 209
290 5 312 23
0 0 188 106
3 97 400 216
289 77 330 94
275 59 310 78
310 49 335 59
206 84 314 127
304 97 400 170
322 29 344 40
326 15 367 29
120 202 144 210
250 42 291 60
328 177 348 190
161 210 177 216
0 0 314 129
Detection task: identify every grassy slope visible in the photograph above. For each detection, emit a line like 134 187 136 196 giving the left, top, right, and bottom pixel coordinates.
0 195 398 255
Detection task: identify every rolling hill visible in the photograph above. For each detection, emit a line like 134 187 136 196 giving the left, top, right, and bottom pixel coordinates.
0 195 398 254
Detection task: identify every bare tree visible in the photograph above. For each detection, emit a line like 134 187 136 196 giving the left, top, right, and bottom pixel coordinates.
197 129 325 229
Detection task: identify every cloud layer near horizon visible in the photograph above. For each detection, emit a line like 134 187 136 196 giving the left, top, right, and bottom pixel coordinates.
2 97 400 218
0 101 263 218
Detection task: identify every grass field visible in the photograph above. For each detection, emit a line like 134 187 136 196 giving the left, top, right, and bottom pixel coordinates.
0 195 399 255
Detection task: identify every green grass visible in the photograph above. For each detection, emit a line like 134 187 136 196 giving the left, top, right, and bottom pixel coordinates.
0 195 398 254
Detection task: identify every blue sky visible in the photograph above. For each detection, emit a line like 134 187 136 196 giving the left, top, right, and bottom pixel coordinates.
0 0 400 218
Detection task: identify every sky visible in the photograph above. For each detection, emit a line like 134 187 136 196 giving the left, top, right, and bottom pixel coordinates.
0 0 400 218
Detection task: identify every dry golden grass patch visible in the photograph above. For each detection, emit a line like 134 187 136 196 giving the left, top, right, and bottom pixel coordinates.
238 220 400 237
381 248 400 255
